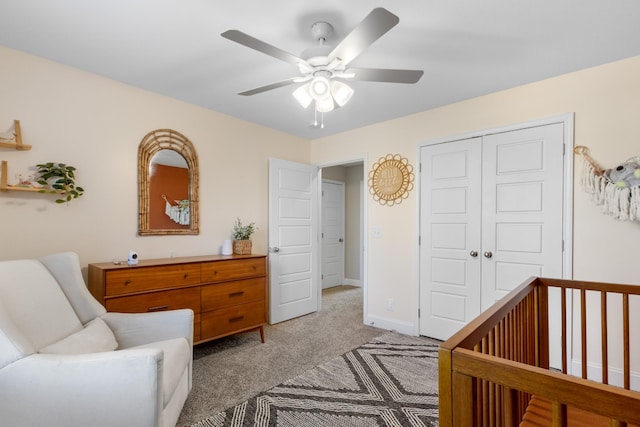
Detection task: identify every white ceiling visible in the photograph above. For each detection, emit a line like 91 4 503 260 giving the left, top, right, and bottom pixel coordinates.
2 1 640 140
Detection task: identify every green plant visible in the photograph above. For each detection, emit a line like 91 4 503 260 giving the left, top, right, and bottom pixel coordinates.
232 217 256 240
36 162 85 204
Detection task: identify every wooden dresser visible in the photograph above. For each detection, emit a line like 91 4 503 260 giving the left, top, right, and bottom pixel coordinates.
87 254 268 344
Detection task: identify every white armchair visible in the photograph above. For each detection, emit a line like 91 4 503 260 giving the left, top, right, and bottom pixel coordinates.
0 252 193 427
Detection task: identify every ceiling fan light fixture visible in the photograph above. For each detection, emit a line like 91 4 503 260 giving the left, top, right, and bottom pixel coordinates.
315 96 335 113
309 76 331 100
330 80 354 107
292 83 313 108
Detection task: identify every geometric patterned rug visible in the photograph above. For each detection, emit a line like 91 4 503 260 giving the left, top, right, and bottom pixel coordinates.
191 331 439 426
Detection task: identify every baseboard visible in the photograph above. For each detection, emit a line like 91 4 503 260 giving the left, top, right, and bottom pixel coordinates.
364 314 416 336
343 278 361 287
570 359 640 390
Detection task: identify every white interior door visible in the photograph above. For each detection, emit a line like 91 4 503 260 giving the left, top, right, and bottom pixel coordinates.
321 180 345 289
419 138 483 340
268 158 319 324
481 123 565 309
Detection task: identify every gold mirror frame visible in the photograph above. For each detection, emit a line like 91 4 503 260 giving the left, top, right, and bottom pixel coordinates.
138 129 199 235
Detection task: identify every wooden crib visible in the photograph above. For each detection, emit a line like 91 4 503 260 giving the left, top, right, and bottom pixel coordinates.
439 277 640 426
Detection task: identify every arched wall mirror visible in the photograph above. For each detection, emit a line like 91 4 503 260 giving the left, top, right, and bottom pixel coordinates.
138 129 199 235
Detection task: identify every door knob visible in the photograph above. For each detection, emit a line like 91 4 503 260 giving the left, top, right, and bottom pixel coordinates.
470 250 478 257
272 247 280 253
338 238 344 243
484 251 493 259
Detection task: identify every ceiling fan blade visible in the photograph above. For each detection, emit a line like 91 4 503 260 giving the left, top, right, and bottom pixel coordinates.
348 67 424 84
238 77 300 96
329 8 399 66
222 30 307 66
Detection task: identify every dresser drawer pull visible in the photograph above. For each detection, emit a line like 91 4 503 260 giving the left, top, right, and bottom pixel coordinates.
229 316 244 323
124 280 132 286
147 305 170 312
229 291 245 298
183 274 189 279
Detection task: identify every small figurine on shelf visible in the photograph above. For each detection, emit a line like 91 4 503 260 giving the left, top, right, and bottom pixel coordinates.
15 173 36 188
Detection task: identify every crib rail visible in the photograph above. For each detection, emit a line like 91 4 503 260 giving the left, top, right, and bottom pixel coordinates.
439 277 640 427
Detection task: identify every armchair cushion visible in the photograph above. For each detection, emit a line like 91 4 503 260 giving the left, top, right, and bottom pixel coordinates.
0 259 82 352
40 318 118 355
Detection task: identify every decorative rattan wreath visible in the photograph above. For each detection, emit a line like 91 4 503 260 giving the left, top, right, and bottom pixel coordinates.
368 154 414 206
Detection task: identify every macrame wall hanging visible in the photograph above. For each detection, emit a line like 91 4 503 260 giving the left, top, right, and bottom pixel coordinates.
575 145 640 221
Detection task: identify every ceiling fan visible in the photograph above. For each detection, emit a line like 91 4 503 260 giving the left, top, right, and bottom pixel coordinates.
221 8 424 114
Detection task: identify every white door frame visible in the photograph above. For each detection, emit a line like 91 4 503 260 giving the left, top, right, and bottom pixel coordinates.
416 113 574 364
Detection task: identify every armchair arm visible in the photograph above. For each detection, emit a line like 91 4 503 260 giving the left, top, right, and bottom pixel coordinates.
102 309 193 349
0 350 163 427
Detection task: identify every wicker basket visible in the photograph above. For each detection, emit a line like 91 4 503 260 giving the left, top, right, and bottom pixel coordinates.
233 239 252 255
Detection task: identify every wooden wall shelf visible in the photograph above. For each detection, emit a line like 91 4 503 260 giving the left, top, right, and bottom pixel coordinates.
0 120 31 151
0 160 44 192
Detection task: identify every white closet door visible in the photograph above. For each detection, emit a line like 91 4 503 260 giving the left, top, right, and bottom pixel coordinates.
481 123 565 310
419 121 567 342
419 137 482 340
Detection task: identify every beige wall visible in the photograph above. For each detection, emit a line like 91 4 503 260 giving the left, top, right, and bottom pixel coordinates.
3 43 640 371
310 55 640 337
0 46 309 267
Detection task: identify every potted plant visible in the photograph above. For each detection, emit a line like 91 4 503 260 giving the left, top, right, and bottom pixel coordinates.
232 217 256 255
35 162 84 204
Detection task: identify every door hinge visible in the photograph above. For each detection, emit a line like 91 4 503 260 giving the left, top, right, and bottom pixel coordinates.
562 239 565 252
418 308 421 318
321 274 324 280
418 235 421 246
419 162 422 173
321 232 324 238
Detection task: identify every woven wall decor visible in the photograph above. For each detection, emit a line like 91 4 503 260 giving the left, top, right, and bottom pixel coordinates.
575 145 640 221
368 154 414 206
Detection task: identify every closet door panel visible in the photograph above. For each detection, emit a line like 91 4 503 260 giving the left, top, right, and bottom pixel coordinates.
481 123 565 309
419 137 482 340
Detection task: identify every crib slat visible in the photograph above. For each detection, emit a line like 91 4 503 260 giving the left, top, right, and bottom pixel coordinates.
551 400 568 426
580 289 587 379
623 294 630 390
561 287 567 374
536 284 550 369
503 386 518 427
601 291 608 385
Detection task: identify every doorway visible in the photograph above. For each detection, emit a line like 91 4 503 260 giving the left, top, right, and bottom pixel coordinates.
321 162 365 312
268 158 367 325
321 180 345 289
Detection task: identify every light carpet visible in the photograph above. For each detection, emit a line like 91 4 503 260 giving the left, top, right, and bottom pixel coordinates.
191 331 439 427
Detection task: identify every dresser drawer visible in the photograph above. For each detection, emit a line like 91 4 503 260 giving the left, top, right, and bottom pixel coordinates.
200 300 265 339
104 264 201 296
105 287 200 314
201 278 265 312
201 258 266 283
